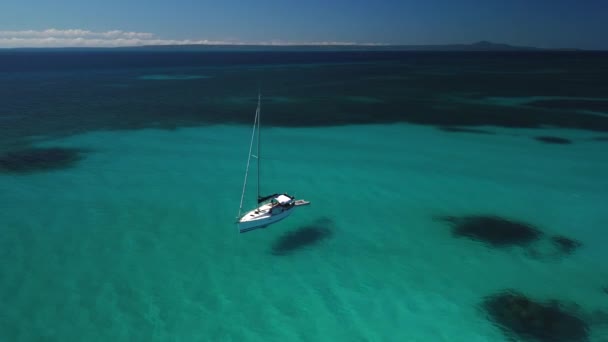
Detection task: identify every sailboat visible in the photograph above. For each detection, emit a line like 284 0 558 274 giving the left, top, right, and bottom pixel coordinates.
237 93 310 233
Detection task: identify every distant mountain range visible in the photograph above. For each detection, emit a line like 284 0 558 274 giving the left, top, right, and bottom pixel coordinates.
133 41 581 52
5 41 584 51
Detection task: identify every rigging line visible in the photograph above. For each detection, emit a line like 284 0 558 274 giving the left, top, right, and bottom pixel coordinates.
238 98 260 218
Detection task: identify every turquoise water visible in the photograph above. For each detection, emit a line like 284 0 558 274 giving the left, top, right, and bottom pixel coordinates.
2 51 608 341
2 123 608 340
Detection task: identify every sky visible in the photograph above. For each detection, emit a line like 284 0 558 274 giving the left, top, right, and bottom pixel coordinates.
0 0 606 49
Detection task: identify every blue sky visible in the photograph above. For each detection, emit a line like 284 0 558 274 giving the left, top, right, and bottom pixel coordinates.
0 0 606 48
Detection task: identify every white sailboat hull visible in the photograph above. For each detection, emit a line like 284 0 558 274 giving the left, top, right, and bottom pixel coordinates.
238 203 294 233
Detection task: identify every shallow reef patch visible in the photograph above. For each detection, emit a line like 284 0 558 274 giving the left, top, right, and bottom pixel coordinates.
481 290 590 342
0 147 85 174
534 136 572 144
436 215 543 247
527 99 608 113
436 215 584 259
437 126 495 134
550 235 583 256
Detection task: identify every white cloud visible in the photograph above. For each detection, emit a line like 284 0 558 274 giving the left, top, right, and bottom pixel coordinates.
0 28 382 48
0 29 154 39
0 29 205 47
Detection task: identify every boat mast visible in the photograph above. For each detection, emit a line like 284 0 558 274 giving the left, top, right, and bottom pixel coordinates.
256 92 261 203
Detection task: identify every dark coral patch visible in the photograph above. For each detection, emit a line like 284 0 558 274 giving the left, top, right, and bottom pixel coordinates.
438 215 542 247
534 136 572 144
550 235 582 256
527 99 608 113
271 218 333 255
438 126 495 134
482 290 589 342
0 147 84 174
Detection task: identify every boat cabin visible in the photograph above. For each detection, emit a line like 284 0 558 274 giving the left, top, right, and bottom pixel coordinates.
271 194 295 208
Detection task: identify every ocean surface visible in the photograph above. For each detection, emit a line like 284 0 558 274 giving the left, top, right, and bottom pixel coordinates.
1 50 608 341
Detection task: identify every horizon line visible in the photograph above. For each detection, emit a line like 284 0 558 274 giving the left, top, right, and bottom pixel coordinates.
0 43 594 51
0 29 598 50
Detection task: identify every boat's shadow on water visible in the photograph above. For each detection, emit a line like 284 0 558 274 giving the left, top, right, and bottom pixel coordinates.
270 217 333 256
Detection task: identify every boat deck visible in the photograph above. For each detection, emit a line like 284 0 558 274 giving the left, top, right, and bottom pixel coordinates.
294 200 310 206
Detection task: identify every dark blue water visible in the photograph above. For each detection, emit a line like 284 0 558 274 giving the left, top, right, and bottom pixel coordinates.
1 50 608 149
